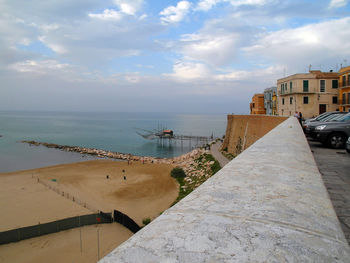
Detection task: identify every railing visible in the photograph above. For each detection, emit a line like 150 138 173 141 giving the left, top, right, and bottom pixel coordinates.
99 117 350 262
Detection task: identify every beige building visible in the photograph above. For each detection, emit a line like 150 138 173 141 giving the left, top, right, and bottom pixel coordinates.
338 66 350 112
277 70 339 119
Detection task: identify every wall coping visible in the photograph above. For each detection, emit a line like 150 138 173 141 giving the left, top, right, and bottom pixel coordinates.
100 117 350 262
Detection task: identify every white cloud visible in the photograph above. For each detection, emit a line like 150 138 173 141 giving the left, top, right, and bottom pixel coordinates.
196 0 221 11
160 1 191 24
244 17 350 68
180 32 240 66
329 0 348 8
88 9 123 21
40 23 60 32
114 0 144 15
8 60 71 74
228 0 269 6
196 0 270 11
165 61 211 81
38 36 67 54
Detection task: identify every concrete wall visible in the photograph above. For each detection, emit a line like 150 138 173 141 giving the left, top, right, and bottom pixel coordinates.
222 115 287 156
99 117 350 263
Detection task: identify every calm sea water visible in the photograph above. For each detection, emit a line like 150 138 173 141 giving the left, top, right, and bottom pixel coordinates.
0 111 227 172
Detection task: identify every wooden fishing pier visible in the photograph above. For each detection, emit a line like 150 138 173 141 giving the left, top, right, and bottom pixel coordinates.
136 128 215 148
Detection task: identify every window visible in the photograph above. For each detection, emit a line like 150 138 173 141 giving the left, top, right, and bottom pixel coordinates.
343 93 346 104
348 93 350 104
332 79 338 89
290 97 293 104
280 84 283 94
290 81 292 93
348 75 350 86
332 96 338 104
282 98 285 105
343 76 346 87
320 80 325 92
303 80 309 92
303 96 309 104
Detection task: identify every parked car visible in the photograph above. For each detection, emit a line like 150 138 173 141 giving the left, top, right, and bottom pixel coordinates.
314 113 350 149
304 112 347 138
303 111 343 125
346 137 350 154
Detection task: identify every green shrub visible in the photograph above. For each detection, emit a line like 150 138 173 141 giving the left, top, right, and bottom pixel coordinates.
171 167 186 179
142 218 151 225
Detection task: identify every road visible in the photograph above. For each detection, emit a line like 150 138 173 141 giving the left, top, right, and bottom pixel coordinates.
210 141 230 168
308 138 350 244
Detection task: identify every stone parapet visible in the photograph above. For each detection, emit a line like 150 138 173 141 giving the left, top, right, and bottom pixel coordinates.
100 117 350 263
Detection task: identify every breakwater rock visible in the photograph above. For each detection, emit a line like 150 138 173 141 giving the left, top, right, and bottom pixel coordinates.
21 140 206 167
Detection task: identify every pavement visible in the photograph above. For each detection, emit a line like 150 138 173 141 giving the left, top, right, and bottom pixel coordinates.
308 138 350 244
210 141 230 167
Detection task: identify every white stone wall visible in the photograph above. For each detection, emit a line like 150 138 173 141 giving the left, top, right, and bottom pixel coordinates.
100 117 350 263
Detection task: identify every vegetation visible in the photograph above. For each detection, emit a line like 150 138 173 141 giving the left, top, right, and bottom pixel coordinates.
171 153 222 206
171 167 186 179
142 217 151 225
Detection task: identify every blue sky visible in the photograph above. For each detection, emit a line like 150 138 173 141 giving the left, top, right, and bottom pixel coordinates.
1 0 350 113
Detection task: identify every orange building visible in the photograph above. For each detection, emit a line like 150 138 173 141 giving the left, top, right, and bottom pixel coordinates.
250 93 266 115
339 66 350 112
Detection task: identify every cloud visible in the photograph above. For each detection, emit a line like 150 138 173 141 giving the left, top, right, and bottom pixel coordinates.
160 1 191 24
165 61 211 80
244 17 350 70
228 0 270 6
180 32 240 66
196 0 271 11
196 0 221 11
8 59 72 75
38 36 67 54
114 0 144 16
329 0 348 8
88 9 123 21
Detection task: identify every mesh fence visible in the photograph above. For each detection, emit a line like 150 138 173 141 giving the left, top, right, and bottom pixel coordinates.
0 213 112 245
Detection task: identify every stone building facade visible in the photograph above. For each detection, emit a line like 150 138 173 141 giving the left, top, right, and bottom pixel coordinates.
277 70 339 119
338 66 350 112
250 93 266 115
264 87 277 115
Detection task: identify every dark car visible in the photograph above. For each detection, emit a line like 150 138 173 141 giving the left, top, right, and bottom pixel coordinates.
303 111 343 127
314 113 350 149
346 137 350 154
304 112 347 138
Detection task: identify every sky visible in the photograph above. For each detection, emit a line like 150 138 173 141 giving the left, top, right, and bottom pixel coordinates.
1 0 350 114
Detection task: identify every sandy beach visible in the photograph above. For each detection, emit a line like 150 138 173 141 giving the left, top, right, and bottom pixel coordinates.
0 159 178 262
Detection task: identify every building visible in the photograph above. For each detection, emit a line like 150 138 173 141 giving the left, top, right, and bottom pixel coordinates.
277 70 339 119
339 66 350 112
250 93 266 115
264 87 277 115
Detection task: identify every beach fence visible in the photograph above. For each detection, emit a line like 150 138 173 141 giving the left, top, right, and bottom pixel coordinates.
0 212 113 245
36 177 98 213
113 210 141 233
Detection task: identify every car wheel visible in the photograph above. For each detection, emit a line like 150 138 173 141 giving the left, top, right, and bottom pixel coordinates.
327 133 346 149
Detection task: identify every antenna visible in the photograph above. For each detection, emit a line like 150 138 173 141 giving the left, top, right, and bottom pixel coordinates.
308 64 312 72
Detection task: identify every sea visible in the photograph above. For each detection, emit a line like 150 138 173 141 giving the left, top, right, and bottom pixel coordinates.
0 111 227 173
